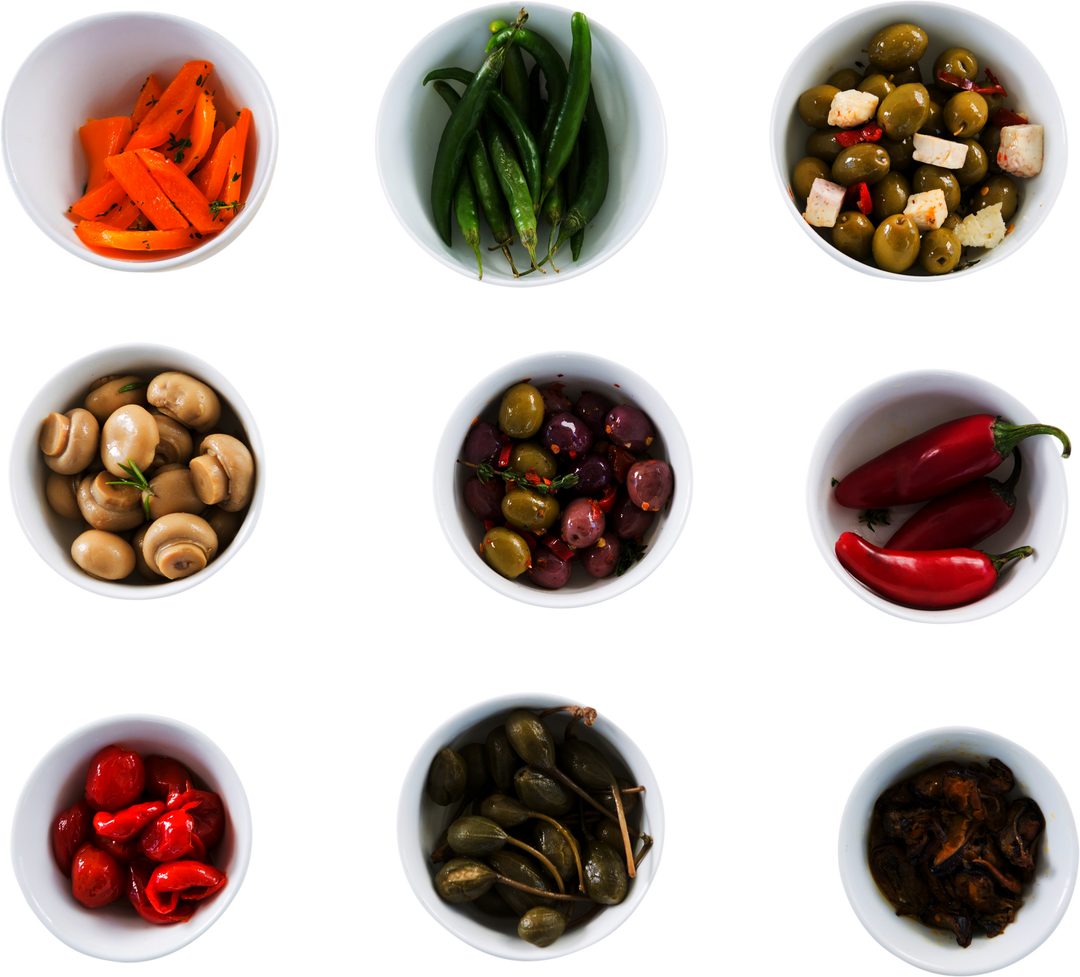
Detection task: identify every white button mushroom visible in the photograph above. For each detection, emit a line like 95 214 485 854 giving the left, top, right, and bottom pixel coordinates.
190 434 255 512
142 513 219 579
131 523 163 582
148 373 222 433
84 375 148 424
78 472 146 532
71 530 136 580
147 413 194 475
40 409 100 475
147 467 208 521
45 472 83 520
101 404 160 478
204 505 246 551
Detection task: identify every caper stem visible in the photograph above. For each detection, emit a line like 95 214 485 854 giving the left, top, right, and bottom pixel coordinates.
505 838 566 894
604 771 637 879
634 832 654 870
494 874 591 902
530 810 586 894
538 762 641 842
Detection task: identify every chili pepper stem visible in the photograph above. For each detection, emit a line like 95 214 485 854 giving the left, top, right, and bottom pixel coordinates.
988 546 1034 575
992 419 1072 459
494 874 591 902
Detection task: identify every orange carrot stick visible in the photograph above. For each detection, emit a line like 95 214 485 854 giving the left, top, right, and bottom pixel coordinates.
218 108 252 223
180 91 216 175
79 117 133 192
191 127 235 202
75 220 215 251
92 195 144 229
131 74 163 125
71 178 127 221
135 149 217 233
104 152 188 230
126 61 212 152
151 111 194 158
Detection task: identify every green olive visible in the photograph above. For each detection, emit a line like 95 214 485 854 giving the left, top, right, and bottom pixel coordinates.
980 125 1002 173
878 84 931 140
971 174 1018 220
827 68 863 90
872 214 921 273
955 139 988 186
890 63 923 86
870 172 911 224
981 87 1005 117
913 165 961 212
918 228 962 274
831 211 876 262
934 47 979 92
792 157 831 202
942 212 962 231
868 23 929 72
501 488 560 534
919 100 948 138
831 143 891 187
858 74 895 102
879 135 915 172
798 85 842 128
508 442 557 480
944 92 988 138
806 128 844 164
498 383 544 438
482 526 532 579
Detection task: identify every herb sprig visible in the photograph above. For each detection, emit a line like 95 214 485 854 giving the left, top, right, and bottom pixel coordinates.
118 381 149 393
209 200 242 220
461 460 578 496
860 508 892 532
615 537 646 577
106 458 155 520
165 133 192 164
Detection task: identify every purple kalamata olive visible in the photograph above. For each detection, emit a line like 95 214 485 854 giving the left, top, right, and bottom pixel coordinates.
581 535 621 578
574 392 614 441
464 422 509 465
540 383 572 416
567 453 614 498
610 491 654 539
542 412 593 459
626 459 673 512
464 476 505 522
561 497 606 549
529 544 573 589
605 405 654 452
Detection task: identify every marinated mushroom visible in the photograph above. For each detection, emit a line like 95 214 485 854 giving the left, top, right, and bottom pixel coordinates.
71 530 135 581
45 472 83 520
131 523 162 582
146 466 207 521
40 409 99 475
101 405 159 478
147 413 194 474
84 375 148 423
148 372 221 433
189 434 254 511
204 506 246 551
142 513 218 579
77 472 146 532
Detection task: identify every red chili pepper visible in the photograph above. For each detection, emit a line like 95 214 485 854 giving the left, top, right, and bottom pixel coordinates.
85 744 145 812
544 536 575 562
166 789 226 848
52 800 94 877
93 801 165 841
90 831 141 863
143 755 194 800
139 802 199 861
145 860 227 915
518 530 538 552
596 484 618 513
496 443 513 469
935 68 1007 97
609 445 636 483
834 415 1070 508
483 519 495 531
991 108 1029 128
842 181 873 215
835 122 883 148
524 470 541 484
835 532 1032 609
886 448 1023 550
127 859 197 924
71 841 124 908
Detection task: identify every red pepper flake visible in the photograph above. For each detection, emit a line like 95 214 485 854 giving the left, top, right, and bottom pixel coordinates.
834 122 883 148
568 450 577 459
610 445 636 483
936 68 1006 97
484 520 495 531
543 477 552 485
843 181 873 215
557 373 564 377
545 536 575 562
1006 223 1015 235
614 383 621 388
991 108 1029 128
550 444 560 454
497 443 513 468
470 416 479 426
550 382 566 392
596 484 617 513
521 377 532 382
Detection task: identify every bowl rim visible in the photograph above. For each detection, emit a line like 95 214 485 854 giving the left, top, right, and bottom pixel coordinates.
837 724 1079 975
432 350 693 607
1 10 280 272
768 0 1069 282
396 691 665 959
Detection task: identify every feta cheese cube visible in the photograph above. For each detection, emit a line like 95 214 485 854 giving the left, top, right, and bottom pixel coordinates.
903 189 948 231
912 134 969 170
998 125 1044 178
828 90 879 128
803 177 846 228
956 203 1007 249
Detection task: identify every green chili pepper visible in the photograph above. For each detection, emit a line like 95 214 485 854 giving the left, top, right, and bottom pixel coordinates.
429 11 526 246
454 167 483 280
540 12 591 206
564 139 585 262
550 85 608 257
542 176 564 271
486 25 567 151
487 118 543 275
490 19 530 122
528 62 545 140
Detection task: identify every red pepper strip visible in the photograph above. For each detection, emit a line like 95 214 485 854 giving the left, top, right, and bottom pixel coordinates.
609 445 636 483
842 181 873 215
834 122 883 148
524 470 541 485
835 532 1032 610
166 789 226 848
935 69 1006 97
139 802 199 861
497 443 513 469
886 448 1022 550
518 530 538 552
544 536 575 562
991 108 1030 129
483 519 496 531
145 861 226 915
834 414 1070 509
93 801 165 841
144 755 195 801
596 484 618 513
127 860 197 924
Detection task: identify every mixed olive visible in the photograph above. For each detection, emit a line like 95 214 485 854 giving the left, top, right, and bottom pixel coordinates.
427 705 654 948
459 378 674 589
37 369 255 586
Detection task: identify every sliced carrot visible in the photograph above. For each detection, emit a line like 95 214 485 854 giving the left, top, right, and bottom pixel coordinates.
93 195 145 229
71 178 127 221
218 108 252 223
180 91 216 175
131 74 163 125
152 111 194 157
136 149 217 233
75 220 215 251
104 152 188 230
79 117 133 192
126 61 213 152
191 127 236 202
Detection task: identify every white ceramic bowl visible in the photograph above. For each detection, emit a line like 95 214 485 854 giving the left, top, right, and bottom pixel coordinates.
10 343 265 599
807 370 1068 623
434 352 692 607
397 693 664 959
3 12 278 271
11 714 252 962
770 1 1066 279
839 726 1078 975
376 3 666 286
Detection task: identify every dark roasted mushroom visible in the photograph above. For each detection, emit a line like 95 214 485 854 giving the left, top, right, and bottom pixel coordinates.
998 798 1045 874
921 905 974 948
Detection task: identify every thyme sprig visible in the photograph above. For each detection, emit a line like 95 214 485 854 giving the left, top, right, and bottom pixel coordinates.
209 200 242 221
860 508 891 532
118 381 149 393
615 537 646 577
106 458 154 520
459 459 578 496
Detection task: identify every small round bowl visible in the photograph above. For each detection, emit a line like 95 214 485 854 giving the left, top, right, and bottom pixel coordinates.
2 12 278 271
770 1 1066 280
376 3 666 286
839 726 1078 975
807 369 1068 623
397 693 664 959
434 352 692 607
11 714 252 962
10 342 265 599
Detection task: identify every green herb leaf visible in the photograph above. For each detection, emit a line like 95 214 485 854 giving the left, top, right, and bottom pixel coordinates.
118 381 149 393
466 460 578 496
860 508 892 532
830 477 839 487
615 537 646 577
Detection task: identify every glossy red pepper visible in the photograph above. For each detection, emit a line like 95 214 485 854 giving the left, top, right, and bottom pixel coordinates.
93 801 165 841
497 442 513 468
886 448 1022 550
991 108 1029 128
596 483 617 513
835 532 1032 609
52 799 94 876
145 860 227 915
542 535 575 562
834 415 1070 508
936 69 1007 97
85 744 145 812
90 831 141 863
71 841 124 908
139 802 199 861
842 181 873 215
166 789 226 848
143 755 195 800
127 859 197 924
835 122 883 148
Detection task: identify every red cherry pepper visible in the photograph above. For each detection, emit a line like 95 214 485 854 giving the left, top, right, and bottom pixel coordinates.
90 832 141 863
145 861 227 915
835 122 883 148
834 415 1070 509
835 532 1032 609
71 841 124 908
93 801 165 841
127 859 197 924
143 755 195 800
166 789 226 848
139 802 200 861
886 448 1022 550
85 744 145 812
52 799 94 877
